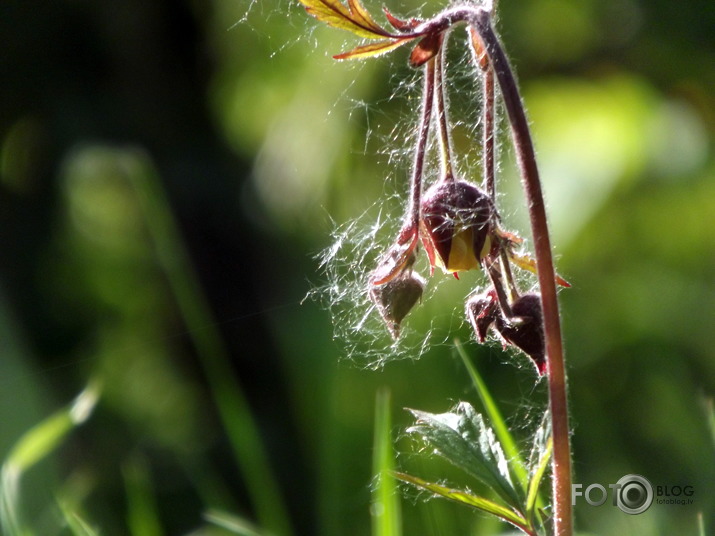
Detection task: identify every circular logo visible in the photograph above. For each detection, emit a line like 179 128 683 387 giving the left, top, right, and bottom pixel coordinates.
615 474 653 515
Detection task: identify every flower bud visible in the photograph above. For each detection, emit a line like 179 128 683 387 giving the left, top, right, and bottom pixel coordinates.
495 293 546 375
466 291 546 375
420 179 495 275
369 271 425 339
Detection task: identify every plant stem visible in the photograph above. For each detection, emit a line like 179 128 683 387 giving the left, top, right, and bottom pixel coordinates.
482 65 496 199
469 12 572 536
414 8 572 532
407 59 436 232
433 35 455 181
468 26 496 200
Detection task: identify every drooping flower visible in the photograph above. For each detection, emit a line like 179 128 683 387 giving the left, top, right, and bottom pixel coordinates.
419 178 496 277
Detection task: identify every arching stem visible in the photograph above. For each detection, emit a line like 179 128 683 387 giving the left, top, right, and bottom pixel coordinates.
470 12 572 536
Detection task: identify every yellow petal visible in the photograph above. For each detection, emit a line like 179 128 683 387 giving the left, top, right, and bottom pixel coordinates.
444 228 480 272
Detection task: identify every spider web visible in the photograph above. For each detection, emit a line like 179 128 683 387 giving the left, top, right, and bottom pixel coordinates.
274 0 542 369
302 37 504 369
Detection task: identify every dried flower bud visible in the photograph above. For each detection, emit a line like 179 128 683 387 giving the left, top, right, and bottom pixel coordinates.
495 293 546 375
420 179 495 276
369 271 425 339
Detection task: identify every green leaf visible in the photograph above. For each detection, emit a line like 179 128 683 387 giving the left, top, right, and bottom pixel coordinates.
298 0 394 40
407 402 524 510
454 340 529 492
333 38 415 61
372 388 401 536
394 472 531 534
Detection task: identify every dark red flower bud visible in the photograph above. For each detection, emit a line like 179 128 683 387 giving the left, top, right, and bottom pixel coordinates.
369 271 425 339
495 293 546 375
420 179 496 276
466 291 546 375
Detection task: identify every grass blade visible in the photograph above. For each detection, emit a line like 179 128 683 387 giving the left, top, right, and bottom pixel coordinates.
204 509 271 536
454 339 528 491
525 436 551 527
123 456 163 536
123 149 293 536
1 381 101 536
58 501 100 536
372 388 401 536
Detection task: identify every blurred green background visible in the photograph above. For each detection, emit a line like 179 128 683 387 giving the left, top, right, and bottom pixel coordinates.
1 0 714 534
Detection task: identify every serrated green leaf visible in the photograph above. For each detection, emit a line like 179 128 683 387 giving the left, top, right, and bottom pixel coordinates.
407 402 524 510
298 0 394 40
333 38 415 60
394 472 531 534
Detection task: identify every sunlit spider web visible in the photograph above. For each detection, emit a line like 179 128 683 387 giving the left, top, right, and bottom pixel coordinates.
264 0 545 370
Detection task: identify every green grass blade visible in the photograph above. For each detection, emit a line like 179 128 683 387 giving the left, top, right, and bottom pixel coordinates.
58 501 100 536
123 456 163 536
1 381 101 536
454 339 528 491
698 512 705 536
203 509 271 536
394 472 533 535
372 388 402 536
525 437 551 527
705 398 715 448
123 149 293 536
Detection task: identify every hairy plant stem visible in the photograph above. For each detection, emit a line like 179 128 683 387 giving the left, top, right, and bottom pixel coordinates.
485 261 512 318
406 58 436 234
417 7 573 534
482 66 496 199
470 12 572 536
434 35 455 181
468 26 496 200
